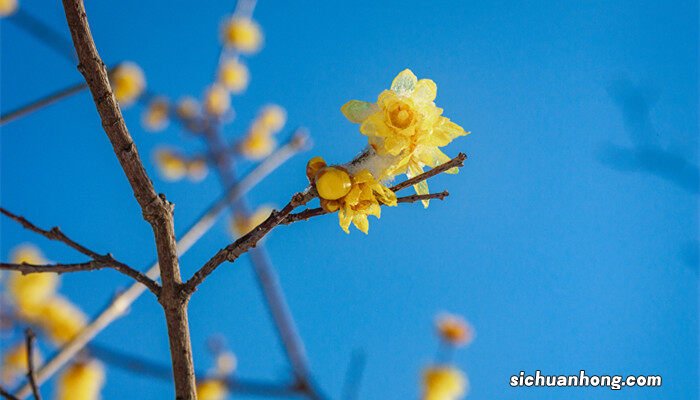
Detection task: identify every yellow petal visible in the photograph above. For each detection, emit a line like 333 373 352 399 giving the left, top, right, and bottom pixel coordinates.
338 208 352 234
391 69 417 96
341 100 379 123
352 214 369 234
407 162 430 207
413 79 437 103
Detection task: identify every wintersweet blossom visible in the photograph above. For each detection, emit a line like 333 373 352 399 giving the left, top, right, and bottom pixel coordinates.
422 366 468 400
436 313 474 347
196 379 228 400
176 96 201 121
230 206 274 237
154 148 188 181
218 58 250 93
37 295 87 344
342 69 468 206
203 84 232 117
1 341 42 384
306 157 397 234
0 0 17 17
55 360 105 400
221 17 263 54
110 62 146 106
239 105 286 160
214 351 237 375
7 244 58 316
142 97 170 132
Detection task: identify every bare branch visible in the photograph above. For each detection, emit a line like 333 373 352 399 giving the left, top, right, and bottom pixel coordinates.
12 136 306 399
24 329 41 400
184 190 316 292
0 387 19 400
389 153 466 192
0 81 87 125
0 208 160 295
283 191 450 225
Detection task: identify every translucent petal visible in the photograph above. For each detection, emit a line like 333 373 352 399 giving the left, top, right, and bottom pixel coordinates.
407 162 430 208
413 79 437 103
341 100 379 123
338 208 352 234
352 214 370 234
366 202 381 218
390 69 417 97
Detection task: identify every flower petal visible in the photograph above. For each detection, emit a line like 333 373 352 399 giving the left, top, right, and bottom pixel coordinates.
391 69 417 97
352 214 370 234
341 100 379 124
413 79 437 103
407 162 430 208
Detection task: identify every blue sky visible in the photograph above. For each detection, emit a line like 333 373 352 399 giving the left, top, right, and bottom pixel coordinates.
1 1 698 399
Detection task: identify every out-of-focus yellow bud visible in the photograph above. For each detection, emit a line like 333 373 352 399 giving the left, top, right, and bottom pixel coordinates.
1 341 42 384
176 96 201 121
215 351 237 375
218 58 249 94
436 313 474 347
110 62 145 106
196 379 228 400
142 97 170 132
221 17 263 54
239 132 275 160
256 105 286 133
154 148 188 181
55 360 105 400
305 156 327 182
315 167 352 200
204 84 231 117
37 296 86 344
187 158 209 182
7 244 58 317
422 366 467 400
0 0 17 17
230 206 274 237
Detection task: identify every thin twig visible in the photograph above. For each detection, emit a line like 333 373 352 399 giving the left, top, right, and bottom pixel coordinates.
24 329 41 400
0 387 19 400
0 208 160 294
0 81 87 125
389 153 466 192
341 350 366 400
12 135 306 399
282 191 450 225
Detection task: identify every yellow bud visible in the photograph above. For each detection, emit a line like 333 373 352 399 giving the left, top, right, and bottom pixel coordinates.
187 158 208 182
55 360 105 400
142 97 170 132
239 133 275 160
2 341 42 384
305 156 327 182
197 379 228 400
422 366 467 400
176 96 201 120
7 245 58 317
221 17 263 54
256 105 286 132
110 62 145 106
230 206 273 237
203 84 231 117
315 167 352 200
154 148 187 181
0 0 17 17
436 313 474 347
218 58 249 93
37 296 86 345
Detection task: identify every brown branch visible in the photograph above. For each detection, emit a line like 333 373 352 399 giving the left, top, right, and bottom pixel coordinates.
0 387 19 400
389 153 466 192
184 189 316 293
24 329 41 400
61 0 195 397
0 208 160 295
282 191 450 225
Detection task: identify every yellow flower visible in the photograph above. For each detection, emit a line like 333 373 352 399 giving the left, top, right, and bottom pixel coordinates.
341 69 468 206
187 158 209 182
215 351 237 375
6 244 58 317
0 0 17 17
218 58 249 94
436 313 474 347
230 206 274 237
142 97 170 132
176 96 201 121
204 84 232 117
422 366 468 400
196 379 228 400
308 158 397 234
55 360 105 400
110 62 146 106
37 296 86 344
154 148 187 181
1 341 42 384
221 17 263 54
256 105 286 133
239 129 276 160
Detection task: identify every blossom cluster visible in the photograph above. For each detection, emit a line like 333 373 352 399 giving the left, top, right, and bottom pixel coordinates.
307 69 469 233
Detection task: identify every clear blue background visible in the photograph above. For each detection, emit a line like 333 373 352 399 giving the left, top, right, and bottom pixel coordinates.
1 1 697 399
